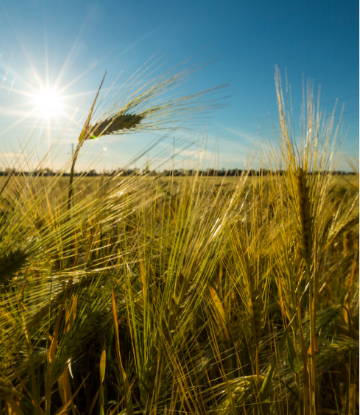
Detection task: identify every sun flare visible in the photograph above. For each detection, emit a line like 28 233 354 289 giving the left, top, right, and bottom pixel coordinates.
34 88 63 119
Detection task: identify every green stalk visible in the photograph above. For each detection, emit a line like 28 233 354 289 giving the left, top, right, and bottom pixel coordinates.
308 282 315 413
297 298 310 414
292 326 302 415
309 233 318 415
67 143 81 213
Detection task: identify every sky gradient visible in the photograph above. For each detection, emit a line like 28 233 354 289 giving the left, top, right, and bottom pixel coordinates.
0 0 358 172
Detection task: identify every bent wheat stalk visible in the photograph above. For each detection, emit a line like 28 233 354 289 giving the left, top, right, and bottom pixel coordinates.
67 58 226 212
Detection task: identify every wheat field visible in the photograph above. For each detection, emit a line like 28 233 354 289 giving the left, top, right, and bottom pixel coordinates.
0 62 358 415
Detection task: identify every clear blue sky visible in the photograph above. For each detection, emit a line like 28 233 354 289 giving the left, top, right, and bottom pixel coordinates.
0 0 358 172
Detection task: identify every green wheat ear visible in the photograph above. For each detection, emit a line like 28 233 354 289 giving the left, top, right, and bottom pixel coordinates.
296 167 313 265
88 113 144 140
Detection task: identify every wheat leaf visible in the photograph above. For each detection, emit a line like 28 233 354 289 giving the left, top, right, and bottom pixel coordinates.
287 336 301 374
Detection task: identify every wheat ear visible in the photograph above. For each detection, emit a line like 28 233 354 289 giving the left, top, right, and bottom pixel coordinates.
296 167 313 266
89 113 144 139
141 272 190 405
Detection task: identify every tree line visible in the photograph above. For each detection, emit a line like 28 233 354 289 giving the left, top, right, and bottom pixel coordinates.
0 167 355 177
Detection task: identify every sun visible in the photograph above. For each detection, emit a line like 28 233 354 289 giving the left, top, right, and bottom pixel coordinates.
34 88 64 119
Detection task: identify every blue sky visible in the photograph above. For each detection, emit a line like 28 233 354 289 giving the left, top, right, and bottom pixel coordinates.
0 0 358 172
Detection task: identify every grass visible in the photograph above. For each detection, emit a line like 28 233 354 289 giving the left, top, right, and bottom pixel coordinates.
0 59 358 415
